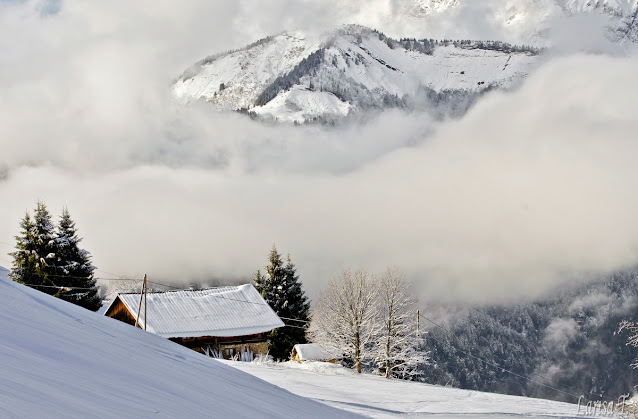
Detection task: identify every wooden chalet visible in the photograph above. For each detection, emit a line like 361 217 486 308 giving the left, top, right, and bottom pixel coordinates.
104 284 284 359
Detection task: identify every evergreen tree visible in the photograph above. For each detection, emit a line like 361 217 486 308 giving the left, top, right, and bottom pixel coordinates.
9 203 102 311
9 212 39 287
10 202 57 294
254 246 310 360
52 208 102 311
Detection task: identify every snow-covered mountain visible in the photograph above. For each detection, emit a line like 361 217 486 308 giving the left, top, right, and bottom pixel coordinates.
173 0 638 124
563 0 638 15
401 0 637 17
400 0 638 42
173 26 540 123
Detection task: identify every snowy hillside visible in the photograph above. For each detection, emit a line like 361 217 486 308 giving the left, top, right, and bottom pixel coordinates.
174 32 320 112
403 0 460 17
173 26 540 123
398 0 638 43
564 0 638 14
225 360 589 418
0 265 597 418
401 0 638 17
0 266 354 418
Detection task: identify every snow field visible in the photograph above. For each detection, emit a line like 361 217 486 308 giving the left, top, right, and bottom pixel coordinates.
225 359 595 418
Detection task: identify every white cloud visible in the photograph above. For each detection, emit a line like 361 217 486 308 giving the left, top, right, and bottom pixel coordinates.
1 1 637 302
543 318 579 350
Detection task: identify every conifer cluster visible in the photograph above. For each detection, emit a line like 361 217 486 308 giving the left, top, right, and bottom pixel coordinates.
9 202 102 311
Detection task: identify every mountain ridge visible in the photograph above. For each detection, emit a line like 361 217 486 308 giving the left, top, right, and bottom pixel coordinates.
173 25 541 124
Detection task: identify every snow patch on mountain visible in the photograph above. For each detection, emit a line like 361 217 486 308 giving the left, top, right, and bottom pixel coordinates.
394 0 638 45
173 32 321 110
564 0 638 15
252 86 352 123
403 0 460 16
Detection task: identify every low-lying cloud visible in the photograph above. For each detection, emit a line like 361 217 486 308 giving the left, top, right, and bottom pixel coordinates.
1 1 638 302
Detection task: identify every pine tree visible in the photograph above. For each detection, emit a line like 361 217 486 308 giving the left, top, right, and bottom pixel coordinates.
52 208 102 311
254 246 310 360
10 202 57 294
9 212 39 287
9 203 103 311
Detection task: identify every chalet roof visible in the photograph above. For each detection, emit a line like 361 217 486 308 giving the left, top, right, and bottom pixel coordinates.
106 284 284 338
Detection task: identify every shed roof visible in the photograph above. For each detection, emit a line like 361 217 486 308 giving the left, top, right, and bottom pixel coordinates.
293 343 335 361
105 284 284 338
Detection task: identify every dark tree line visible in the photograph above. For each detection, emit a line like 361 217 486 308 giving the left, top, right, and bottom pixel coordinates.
254 49 326 107
420 269 638 403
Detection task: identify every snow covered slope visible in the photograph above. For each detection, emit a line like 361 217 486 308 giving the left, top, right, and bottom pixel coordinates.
0 266 355 418
226 360 588 418
174 32 320 112
173 26 540 123
403 0 460 17
564 0 638 15
397 0 638 43
400 0 638 18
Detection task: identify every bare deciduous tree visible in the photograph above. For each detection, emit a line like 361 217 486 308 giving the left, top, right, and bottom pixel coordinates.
620 320 638 368
375 267 427 379
307 268 379 373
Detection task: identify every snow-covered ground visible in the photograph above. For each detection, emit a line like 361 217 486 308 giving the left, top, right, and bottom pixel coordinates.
0 265 604 418
0 266 354 418
224 360 592 418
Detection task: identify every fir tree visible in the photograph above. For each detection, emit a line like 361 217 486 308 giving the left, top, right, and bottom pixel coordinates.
52 208 102 311
254 246 310 360
9 203 103 311
9 212 39 287
10 202 57 294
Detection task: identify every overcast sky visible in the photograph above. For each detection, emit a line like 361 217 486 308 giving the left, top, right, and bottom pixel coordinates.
1 0 637 302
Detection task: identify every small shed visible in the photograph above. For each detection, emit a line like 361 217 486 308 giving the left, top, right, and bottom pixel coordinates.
291 343 338 363
104 284 284 359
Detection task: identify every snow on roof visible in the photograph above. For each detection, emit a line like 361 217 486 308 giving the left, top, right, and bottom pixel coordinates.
293 343 335 361
107 284 284 338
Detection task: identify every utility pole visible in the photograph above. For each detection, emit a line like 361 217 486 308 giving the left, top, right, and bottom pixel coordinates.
416 310 420 375
144 274 147 331
135 274 148 330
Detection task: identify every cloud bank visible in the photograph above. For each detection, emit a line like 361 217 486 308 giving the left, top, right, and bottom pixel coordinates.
1 1 637 302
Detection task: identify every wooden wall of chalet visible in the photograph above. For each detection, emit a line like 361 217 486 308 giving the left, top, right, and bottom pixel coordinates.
170 334 270 359
104 297 137 327
170 333 268 349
